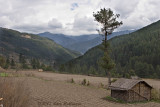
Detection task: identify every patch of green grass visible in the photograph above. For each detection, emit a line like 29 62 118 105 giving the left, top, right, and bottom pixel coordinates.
151 99 160 103
106 96 125 103
0 73 8 77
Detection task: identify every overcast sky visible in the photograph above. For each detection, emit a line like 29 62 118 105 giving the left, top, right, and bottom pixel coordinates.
0 0 160 35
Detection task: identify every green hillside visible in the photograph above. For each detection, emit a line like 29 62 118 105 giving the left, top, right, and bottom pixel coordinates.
62 20 160 79
0 28 80 65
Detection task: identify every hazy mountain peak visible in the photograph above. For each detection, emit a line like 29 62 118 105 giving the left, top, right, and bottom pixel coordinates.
38 30 135 54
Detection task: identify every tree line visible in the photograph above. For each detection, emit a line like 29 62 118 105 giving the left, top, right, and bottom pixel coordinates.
0 53 54 71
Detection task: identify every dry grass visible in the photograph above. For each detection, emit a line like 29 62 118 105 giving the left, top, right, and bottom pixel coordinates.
3 70 160 107
24 72 35 77
0 77 30 107
151 88 160 102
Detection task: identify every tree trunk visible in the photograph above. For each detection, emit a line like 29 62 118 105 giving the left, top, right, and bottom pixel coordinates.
108 72 111 87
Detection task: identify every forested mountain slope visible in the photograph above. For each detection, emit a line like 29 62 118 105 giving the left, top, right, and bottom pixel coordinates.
62 20 160 78
0 28 80 65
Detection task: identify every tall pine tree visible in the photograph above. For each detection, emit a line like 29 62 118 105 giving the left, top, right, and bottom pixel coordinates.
93 8 122 86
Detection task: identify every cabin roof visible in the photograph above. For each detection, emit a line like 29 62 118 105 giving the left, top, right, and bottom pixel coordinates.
109 78 152 90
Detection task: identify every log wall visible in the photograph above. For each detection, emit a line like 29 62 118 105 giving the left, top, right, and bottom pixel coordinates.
111 82 151 102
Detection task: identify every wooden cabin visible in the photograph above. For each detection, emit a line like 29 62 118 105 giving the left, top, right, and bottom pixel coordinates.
109 78 152 102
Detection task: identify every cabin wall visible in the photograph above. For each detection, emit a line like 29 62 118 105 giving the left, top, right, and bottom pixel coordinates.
139 82 151 100
129 82 151 102
111 90 128 101
128 90 146 102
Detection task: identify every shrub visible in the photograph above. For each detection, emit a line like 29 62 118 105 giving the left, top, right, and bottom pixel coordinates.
87 81 90 86
71 78 75 83
81 79 87 85
66 78 75 83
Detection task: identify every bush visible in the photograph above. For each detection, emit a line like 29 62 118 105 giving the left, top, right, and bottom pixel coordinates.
71 78 75 83
0 78 30 107
87 81 90 86
81 79 87 85
67 78 75 83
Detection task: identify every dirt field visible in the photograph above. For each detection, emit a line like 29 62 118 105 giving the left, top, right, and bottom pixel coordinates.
3 70 160 107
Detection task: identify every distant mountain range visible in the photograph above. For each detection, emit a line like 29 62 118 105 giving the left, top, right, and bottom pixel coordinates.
0 28 80 65
38 30 135 54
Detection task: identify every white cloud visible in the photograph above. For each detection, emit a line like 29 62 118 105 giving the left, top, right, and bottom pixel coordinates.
0 16 12 27
48 18 62 29
73 17 96 31
0 0 160 35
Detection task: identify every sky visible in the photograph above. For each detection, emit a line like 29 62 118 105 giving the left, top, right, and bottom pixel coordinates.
0 0 160 36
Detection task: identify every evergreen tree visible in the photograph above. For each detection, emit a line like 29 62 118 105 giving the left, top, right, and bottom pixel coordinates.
59 64 65 72
19 53 28 68
156 65 160 78
82 65 88 74
31 58 36 69
31 58 41 69
11 59 15 67
19 53 23 63
93 8 122 86
4 58 10 69
0 55 6 68
36 59 40 69
89 66 96 75
40 63 46 71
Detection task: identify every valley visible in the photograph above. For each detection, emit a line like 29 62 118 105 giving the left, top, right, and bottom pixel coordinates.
38 30 134 54
0 0 160 107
